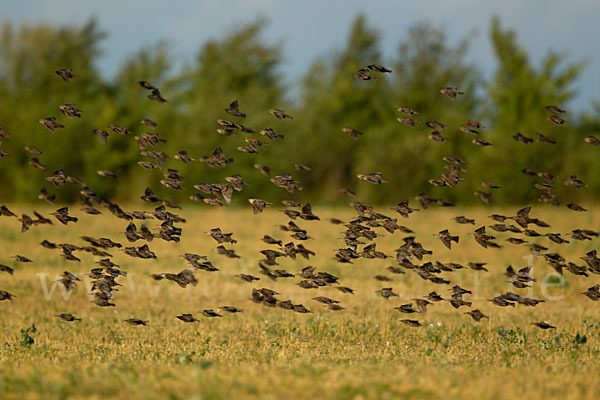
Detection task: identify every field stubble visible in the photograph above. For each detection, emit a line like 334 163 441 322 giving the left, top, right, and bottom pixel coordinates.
1 205 600 399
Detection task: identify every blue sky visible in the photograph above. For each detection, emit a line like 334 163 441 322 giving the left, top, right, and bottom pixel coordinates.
2 0 599 111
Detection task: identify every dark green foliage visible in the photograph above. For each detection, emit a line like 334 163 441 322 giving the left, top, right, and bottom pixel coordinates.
20 324 37 347
0 15 597 205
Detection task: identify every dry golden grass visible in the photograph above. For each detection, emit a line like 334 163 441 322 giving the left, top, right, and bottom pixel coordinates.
1 205 600 399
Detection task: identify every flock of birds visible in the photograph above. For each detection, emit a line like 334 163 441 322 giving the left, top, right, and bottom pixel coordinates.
1 65 600 331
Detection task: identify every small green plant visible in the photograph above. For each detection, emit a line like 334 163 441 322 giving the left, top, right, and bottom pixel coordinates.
20 324 37 348
573 333 587 346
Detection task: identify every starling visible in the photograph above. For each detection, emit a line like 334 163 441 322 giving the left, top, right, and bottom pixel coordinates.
474 191 492 204
248 198 272 214
0 264 14 275
40 239 58 249
392 201 419 218
58 104 82 119
571 229 592 241
397 118 421 127
468 262 488 272
582 285 600 301
299 203 319 220
269 109 293 120
176 314 200 323
225 175 250 191
481 182 502 190
235 273 260 283
289 303 310 313
472 139 492 146
56 68 78 82
440 87 464 99
38 187 55 204
519 297 545 307
443 156 467 165
428 131 447 142
216 245 240 259
564 175 587 191
465 309 488 322
426 121 447 130
107 125 131 136
144 87 166 102
270 173 302 193
397 107 419 116
434 229 459 249
531 322 556 329
92 129 111 145
261 235 282 246
55 313 81 322
200 309 222 318
547 115 566 125
536 133 556 144
260 249 287 265
394 304 417 314
367 64 392 73
425 291 444 302
82 206 101 215
24 146 43 155
448 297 472 309
566 203 587 212
511 280 531 289
312 296 340 305
337 286 355 295
0 290 15 301
565 262 588 278
220 306 243 313
357 172 386 184
546 105 566 114
584 136 600 145
225 100 246 118
254 163 271 176
412 299 431 313
472 226 496 248
97 170 117 178
375 287 398 299
124 318 149 326
50 207 78 225
12 255 32 263
39 117 64 132
207 228 237 244
488 296 515 307
459 126 480 135
259 128 284 140
400 319 422 327
56 271 80 292
173 150 195 164
237 145 258 153
501 292 521 302
354 67 374 80
513 132 533 145
18 214 34 233
342 127 362 140
141 118 157 129
451 285 472 296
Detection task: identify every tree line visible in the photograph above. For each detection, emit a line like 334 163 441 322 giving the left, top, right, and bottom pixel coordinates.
0 15 598 206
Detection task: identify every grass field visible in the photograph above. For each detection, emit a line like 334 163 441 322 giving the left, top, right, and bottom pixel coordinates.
1 205 600 399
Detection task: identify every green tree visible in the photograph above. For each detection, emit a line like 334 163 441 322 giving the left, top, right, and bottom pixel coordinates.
0 19 107 203
295 16 480 205
171 18 287 204
484 16 586 204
